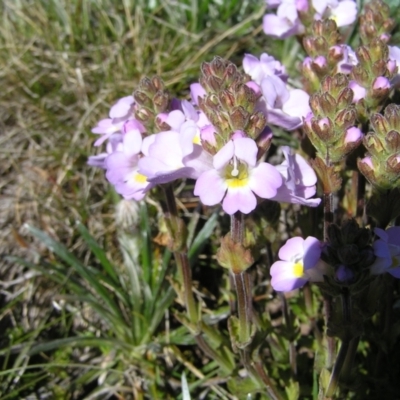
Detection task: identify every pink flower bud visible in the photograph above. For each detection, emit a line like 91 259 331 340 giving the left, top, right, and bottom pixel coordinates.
360 156 374 169
349 81 367 102
345 127 363 144
373 76 391 90
314 56 327 69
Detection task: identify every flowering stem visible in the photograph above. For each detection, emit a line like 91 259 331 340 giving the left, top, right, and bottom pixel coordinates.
233 271 252 344
230 212 252 344
325 338 350 398
280 293 297 377
162 185 198 325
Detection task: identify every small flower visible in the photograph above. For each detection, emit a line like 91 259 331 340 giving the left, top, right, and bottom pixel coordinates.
91 96 142 146
139 121 212 185
270 236 326 291
317 0 357 27
105 129 154 201
370 227 400 278
194 137 282 215
243 53 288 84
259 76 311 130
271 146 321 206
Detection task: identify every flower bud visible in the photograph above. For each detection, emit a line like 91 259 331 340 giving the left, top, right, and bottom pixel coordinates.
384 104 400 129
363 133 384 155
219 89 235 109
230 107 249 131
387 154 400 174
370 113 389 136
334 108 356 129
385 130 400 152
357 156 377 185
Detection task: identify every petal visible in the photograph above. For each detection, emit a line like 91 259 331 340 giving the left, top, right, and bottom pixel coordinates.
270 261 308 291
282 89 311 119
194 170 226 206
303 237 322 270
386 227 400 247
223 186 257 215
214 141 234 170
234 137 258 167
248 163 283 199
278 237 304 261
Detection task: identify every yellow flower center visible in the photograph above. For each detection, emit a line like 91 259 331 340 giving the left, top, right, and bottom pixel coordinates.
225 157 249 188
292 261 304 278
134 173 147 183
192 133 201 145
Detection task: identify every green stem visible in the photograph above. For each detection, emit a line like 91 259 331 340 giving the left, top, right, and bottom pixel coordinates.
325 338 350 398
233 271 252 344
230 212 252 344
280 293 297 377
253 361 284 400
195 334 233 373
162 185 198 325
176 251 199 325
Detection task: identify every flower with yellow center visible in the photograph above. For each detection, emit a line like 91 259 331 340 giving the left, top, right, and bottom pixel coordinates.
194 137 283 215
270 236 325 292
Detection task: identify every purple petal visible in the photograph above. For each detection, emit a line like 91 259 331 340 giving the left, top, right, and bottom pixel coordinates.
234 138 258 167
223 186 257 215
278 237 304 261
194 170 226 206
249 163 282 199
302 237 322 270
214 141 234 170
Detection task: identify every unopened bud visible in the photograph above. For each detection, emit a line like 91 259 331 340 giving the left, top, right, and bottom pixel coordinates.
370 112 389 135
230 107 249 131
385 130 400 152
385 104 400 129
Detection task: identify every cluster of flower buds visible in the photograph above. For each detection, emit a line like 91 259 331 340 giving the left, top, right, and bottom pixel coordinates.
133 76 171 130
301 20 356 93
358 0 396 45
303 74 362 163
349 38 397 118
197 57 266 151
358 104 400 190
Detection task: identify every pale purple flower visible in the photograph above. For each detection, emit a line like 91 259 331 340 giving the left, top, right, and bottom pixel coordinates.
109 96 135 119
334 45 358 74
312 0 357 27
139 121 212 185
389 46 400 65
263 0 304 39
194 137 282 215
271 146 321 206
105 129 154 200
370 227 400 278
88 134 123 169
243 53 287 84
91 96 143 146
190 83 207 106
258 76 311 129
270 236 326 291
